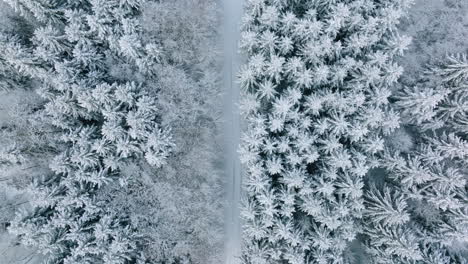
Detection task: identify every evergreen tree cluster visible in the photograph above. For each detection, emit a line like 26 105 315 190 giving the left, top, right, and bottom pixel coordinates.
0 0 466 263
0 0 174 262
362 53 468 263
238 0 413 263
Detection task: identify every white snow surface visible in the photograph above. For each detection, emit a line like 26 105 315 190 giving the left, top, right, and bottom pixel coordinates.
223 0 244 263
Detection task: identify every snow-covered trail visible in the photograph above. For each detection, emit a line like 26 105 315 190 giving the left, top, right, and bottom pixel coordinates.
222 0 243 263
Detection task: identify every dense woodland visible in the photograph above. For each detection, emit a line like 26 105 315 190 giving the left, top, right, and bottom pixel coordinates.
238 0 467 263
0 0 223 263
0 0 466 264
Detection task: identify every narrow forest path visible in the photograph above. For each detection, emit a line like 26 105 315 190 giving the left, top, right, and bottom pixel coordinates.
223 0 243 263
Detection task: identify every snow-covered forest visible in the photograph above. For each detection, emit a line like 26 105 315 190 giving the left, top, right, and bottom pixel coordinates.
0 0 223 263
0 0 466 263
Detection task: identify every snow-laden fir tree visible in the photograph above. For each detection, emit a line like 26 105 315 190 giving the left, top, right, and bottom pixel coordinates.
0 0 174 262
362 54 468 263
238 0 413 263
